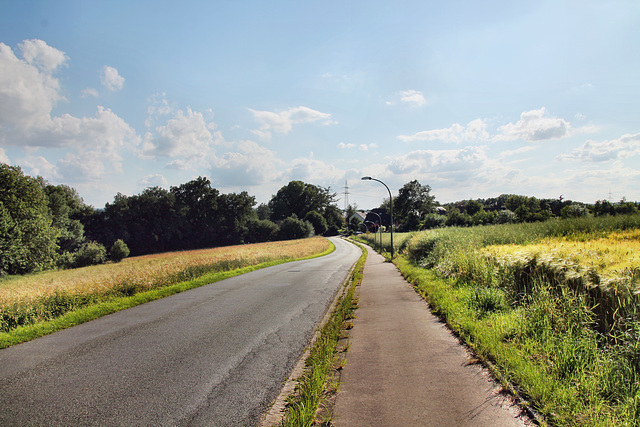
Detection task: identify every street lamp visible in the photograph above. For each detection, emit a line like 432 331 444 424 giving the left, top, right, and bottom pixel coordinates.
364 220 377 249
361 176 394 257
368 211 382 252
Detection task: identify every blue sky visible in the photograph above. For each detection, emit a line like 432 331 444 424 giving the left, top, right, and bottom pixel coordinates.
1 0 639 210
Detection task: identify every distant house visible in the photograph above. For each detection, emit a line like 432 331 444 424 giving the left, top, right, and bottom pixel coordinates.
349 211 367 223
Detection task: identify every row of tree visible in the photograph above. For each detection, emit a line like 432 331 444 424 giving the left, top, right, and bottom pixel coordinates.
350 179 639 232
1 164 343 276
3 162 638 276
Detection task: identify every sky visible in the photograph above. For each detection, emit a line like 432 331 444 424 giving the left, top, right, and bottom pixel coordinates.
1 0 639 210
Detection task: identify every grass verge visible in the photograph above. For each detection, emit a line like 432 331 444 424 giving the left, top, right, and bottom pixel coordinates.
393 216 640 426
280 240 366 426
0 240 335 349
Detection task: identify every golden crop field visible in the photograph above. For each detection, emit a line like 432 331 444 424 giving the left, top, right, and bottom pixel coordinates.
482 229 640 276
0 237 331 307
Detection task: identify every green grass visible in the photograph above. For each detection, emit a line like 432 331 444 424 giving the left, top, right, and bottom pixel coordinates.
393 215 640 426
0 241 335 349
355 231 414 258
281 241 366 426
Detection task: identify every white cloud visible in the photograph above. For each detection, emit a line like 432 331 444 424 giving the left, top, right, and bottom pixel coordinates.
0 41 65 132
101 65 124 91
387 146 488 177
397 119 489 143
557 133 640 162
18 39 68 72
286 154 343 183
212 140 284 186
495 107 572 142
142 108 219 163
81 87 99 98
250 106 335 140
139 174 168 188
338 142 355 149
399 90 427 107
0 40 139 167
0 148 9 163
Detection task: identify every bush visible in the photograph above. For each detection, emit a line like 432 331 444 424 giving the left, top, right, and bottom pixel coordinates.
246 219 278 243
304 210 328 235
109 239 130 262
278 216 314 240
421 213 446 229
73 241 107 268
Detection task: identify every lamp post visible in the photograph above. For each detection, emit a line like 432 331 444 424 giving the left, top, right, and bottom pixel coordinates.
368 211 382 252
361 176 394 257
364 220 377 248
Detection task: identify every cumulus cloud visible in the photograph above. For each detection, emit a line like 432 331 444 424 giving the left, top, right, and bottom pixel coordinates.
286 153 343 183
210 140 284 186
557 133 640 162
399 90 427 107
101 65 124 91
250 106 335 140
0 148 9 163
18 39 68 72
387 146 488 176
139 174 168 188
495 107 572 142
0 40 139 171
397 119 489 143
141 108 219 163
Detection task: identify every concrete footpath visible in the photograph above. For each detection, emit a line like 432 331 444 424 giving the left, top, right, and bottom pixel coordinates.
331 245 531 427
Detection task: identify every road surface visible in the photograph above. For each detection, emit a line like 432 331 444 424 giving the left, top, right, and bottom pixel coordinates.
0 236 361 426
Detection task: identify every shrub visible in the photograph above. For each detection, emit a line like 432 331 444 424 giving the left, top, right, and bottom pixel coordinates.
109 239 130 262
246 219 279 243
421 213 446 229
304 210 328 235
73 241 107 268
278 216 314 240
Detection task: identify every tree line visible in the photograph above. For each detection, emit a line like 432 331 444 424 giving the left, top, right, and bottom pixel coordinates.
0 164 343 276
350 179 639 232
3 163 638 276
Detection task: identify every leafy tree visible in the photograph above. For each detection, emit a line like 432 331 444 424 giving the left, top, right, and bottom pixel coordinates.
0 164 58 274
421 213 446 229
246 219 278 243
73 241 107 268
445 208 473 227
465 200 483 216
394 180 436 230
560 203 589 219
277 216 313 240
109 239 130 262
269 181 338 224
216 191 256 245
256 203 271 220
304 210 328 235
593 200 615 216
494 209 517 224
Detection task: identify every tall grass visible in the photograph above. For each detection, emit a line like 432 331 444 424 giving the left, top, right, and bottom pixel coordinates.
397 214 640 425
0 237 331 337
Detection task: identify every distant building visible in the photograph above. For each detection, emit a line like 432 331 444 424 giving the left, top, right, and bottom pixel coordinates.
349 211 367 223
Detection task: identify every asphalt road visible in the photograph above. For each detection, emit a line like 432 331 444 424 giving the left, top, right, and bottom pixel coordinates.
0 236 361 427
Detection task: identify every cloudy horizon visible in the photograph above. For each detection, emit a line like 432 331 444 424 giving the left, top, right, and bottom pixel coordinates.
1 1 639 210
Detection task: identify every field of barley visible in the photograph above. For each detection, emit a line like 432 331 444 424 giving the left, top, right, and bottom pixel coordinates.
0 237 331 339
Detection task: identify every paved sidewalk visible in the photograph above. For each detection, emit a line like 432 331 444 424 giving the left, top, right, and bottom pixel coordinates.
332 245 530 427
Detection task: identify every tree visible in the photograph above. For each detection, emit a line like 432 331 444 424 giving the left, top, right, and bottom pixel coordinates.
269 181 338 224
394 180 436 231
246 219 278 243
304 210 328 235
0 164 59 274
109 239 130 262
277 216 313 240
